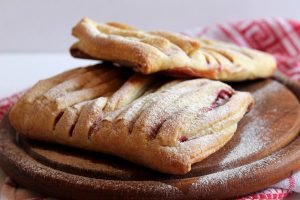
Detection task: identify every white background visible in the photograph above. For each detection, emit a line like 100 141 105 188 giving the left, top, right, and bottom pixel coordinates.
1 0 300 52
0 0 300 97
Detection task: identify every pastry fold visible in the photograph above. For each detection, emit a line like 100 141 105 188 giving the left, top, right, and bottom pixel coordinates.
70 18 276 81
9 64 253 174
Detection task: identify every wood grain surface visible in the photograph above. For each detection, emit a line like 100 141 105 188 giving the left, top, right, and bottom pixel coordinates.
0 78 299 200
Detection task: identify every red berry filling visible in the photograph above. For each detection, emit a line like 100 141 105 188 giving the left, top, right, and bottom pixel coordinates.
211 89 233 108
179 135 188 142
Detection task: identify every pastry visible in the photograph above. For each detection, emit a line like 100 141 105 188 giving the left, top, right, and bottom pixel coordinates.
70 18 276 81
9 64 253 174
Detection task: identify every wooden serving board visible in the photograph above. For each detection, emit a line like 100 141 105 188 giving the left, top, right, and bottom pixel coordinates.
0 78 300 200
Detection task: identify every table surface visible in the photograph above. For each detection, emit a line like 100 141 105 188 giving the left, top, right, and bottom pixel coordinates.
0 53 299 199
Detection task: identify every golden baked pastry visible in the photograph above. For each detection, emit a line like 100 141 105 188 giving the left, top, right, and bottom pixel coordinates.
9 64 253 174
70 18 276 81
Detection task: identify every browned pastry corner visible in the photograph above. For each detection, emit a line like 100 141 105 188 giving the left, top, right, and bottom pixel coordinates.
70 18 276 81
9 64 253 174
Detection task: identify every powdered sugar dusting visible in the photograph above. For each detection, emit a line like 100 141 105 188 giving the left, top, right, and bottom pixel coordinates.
190 154 281 193
219 117 270 166
216 81 287 168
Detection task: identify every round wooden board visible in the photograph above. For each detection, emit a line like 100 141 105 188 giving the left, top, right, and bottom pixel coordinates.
0 79 300 200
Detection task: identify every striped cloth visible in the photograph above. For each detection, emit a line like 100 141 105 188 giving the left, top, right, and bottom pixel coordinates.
0 18 300 200
185 18 300 81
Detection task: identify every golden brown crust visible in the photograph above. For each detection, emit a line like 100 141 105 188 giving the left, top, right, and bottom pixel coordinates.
70 18 276 81
9 64 253 174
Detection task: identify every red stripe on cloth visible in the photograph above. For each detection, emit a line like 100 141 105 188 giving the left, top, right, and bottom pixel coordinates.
0 92 23 120
288 19 300 37
288 176 296 191
238 188 291 200
274 19 300 55
218 24 241 44
196 26 209 36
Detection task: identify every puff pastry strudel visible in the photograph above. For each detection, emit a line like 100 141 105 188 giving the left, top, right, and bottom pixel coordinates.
70 18 276 81
9 64 253 174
